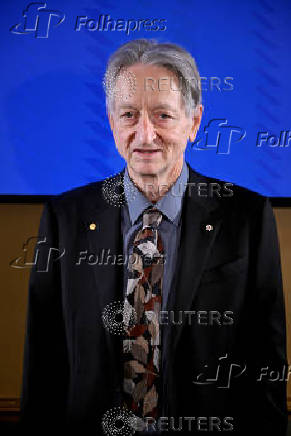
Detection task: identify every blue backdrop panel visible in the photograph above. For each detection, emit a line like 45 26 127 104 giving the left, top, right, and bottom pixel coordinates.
1 0 290 196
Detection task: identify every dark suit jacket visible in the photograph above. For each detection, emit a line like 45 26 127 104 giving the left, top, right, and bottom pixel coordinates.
19 162 288 435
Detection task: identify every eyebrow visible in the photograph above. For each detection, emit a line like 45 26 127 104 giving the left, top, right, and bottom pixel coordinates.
118 103 180 114
152 104 179 113
118 105 137 111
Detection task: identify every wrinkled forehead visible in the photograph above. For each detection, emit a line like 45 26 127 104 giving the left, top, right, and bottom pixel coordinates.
113 63 184 111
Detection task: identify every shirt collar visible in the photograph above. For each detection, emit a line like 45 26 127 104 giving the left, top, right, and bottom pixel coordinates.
123 159 189 226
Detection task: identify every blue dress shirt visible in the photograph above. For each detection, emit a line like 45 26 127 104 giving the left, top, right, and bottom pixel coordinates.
121 159 189 312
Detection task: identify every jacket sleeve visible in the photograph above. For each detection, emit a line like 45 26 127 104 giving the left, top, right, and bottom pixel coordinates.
246 196 288 435
19 199 69 434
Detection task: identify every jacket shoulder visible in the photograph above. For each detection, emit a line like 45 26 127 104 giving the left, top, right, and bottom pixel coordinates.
45 169 125 213
187 164 270 216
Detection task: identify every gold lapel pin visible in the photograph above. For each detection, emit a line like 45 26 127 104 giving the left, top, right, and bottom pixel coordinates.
89 222 96 230
205 224 213 231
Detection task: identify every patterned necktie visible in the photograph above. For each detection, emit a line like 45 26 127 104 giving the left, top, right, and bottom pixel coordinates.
122 206 164 420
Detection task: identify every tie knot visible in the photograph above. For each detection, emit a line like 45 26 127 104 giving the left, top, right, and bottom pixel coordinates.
142 207 163 229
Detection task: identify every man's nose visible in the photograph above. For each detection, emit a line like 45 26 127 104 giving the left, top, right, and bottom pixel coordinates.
136 112 156 144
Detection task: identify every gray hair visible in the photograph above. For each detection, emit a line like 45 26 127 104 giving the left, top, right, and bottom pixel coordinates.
103 38 202 117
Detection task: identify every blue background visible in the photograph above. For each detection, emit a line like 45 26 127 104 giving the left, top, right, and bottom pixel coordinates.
1 0 291 196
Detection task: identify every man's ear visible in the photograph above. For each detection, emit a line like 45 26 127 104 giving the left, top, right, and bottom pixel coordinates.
189 104 203 142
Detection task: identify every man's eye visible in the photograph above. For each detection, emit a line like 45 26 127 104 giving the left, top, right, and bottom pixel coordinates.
159 113 172 119
121 112 134 118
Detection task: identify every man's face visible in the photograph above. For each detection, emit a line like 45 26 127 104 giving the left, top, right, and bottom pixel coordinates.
108 63 202 178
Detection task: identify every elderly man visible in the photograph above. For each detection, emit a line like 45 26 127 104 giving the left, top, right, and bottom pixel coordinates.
19 39 288 436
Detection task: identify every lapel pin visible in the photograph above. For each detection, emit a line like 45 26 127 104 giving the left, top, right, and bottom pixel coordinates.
89 222 96 231
205 224 213 231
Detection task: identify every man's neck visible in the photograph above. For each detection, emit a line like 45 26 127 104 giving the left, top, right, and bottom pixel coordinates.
127 159 184 203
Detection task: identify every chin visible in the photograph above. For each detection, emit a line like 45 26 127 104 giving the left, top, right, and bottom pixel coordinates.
132 161 163 176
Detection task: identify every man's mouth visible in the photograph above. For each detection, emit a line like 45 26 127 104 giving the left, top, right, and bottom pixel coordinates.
133 149 162 156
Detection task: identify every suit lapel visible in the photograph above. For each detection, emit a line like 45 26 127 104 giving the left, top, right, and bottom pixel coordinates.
168 163 224 353
86 188 124 307
84 170 125 370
